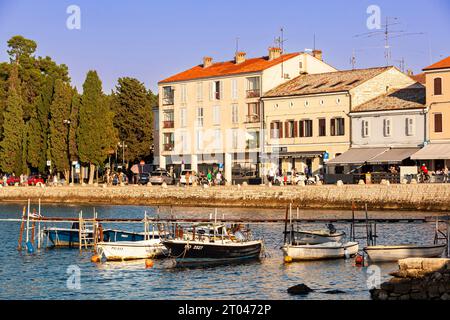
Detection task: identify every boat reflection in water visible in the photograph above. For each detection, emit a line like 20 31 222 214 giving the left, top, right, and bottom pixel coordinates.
163 223 263 267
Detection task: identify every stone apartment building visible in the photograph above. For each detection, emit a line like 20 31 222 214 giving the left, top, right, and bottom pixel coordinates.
261 66 418 177
411 56 450 170
345 86 426 177
157 48 336 182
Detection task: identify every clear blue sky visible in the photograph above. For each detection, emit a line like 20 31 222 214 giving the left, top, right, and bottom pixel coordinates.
0 0 449 93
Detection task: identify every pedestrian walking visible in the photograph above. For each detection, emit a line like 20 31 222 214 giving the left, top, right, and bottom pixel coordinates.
444 166 449 183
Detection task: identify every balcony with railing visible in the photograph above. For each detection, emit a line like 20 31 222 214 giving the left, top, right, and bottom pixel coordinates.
246 114 260 123
163 143 174 151
163 121 174 129
246 89 261 98
162 97 174 106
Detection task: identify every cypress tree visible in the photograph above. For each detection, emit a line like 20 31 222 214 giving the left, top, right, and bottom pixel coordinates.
77 70 114 184
49 79 72 182
0 64 24 175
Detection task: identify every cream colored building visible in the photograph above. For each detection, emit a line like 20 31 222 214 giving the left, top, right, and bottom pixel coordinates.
157 48 336 182
411 56 450 170
262 67 418 176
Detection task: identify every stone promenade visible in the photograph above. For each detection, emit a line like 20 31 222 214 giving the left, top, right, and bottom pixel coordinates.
0 183 449 211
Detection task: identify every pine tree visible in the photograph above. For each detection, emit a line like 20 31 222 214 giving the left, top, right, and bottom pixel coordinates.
77 70 115 184
112 77 154 164
0 64 24 175
49 79 72 182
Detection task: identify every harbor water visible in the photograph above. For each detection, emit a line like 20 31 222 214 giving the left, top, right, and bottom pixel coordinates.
0 203 443 300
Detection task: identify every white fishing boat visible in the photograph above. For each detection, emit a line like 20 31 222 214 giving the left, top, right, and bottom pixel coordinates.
96 239 169 261
282 241 359 261
363 243 446 262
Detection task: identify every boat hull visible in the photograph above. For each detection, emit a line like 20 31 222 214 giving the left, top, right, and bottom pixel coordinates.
43 228 90 247
282 242 359 261
97 240 168 261
44 228 154 247
286 230 345 245
163 240 262 266
364 244 446 262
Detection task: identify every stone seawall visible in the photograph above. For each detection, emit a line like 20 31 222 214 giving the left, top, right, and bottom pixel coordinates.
0 183 449 211
371 258 450 300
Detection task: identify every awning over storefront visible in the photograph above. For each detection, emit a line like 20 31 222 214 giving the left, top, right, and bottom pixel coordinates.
326 148 388 165
278 151 324 159
411 143 450 160
367 148 420 164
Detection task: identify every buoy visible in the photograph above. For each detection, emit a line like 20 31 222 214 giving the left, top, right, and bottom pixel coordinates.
91 255 101 263
284 256 293 263
145 259 154 268
355 254 364 266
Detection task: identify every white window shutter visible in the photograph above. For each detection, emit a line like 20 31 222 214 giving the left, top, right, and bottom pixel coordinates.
209 82 213 101
220 80 224 100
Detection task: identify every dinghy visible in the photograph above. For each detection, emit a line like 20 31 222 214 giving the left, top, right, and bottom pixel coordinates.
363 243 446 262
96 239 169 261
282 241 359 261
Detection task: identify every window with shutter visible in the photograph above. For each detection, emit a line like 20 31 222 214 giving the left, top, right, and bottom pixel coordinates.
383 118 392 137
434 78 442 95
330 119 336 136
319 119 326 136
434 113 443 133
279 122 283 138
293 121 298 138
406 118 415 136
197 82 203 101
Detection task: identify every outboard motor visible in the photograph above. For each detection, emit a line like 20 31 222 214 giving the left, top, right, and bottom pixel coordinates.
327 223 336 234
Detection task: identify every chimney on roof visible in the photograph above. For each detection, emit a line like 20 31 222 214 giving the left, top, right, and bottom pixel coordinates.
235 52 246 64
203 56 213 68
268 47 282 61
407 69 414 76
312 49 323 61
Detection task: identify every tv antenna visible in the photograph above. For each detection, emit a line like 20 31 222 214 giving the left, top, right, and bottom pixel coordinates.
235 37 240 54
354 17 424 66
274 27 287 77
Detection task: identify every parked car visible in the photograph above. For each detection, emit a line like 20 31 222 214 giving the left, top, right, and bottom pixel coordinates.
6 175 20 186
27 175 45 186
137 172 150 185
149 170 174 185
180 170 197 185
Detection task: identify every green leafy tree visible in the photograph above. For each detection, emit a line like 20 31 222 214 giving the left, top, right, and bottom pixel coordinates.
77 70 115 184
0 64 24 175
112 77 154 164
69 90 80 162
49 79 73 182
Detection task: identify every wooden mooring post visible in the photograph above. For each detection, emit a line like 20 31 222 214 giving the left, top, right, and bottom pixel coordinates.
17 206 26 251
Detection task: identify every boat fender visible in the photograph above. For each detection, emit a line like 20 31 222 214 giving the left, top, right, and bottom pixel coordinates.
354 254 364 266
91 255 101 263
284 256 293 263
344 248 350 259
145 259 154 268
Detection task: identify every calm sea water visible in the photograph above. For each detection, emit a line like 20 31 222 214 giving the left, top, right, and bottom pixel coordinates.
0 203 442 300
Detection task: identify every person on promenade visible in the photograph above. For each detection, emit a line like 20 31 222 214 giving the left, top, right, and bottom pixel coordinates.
185 171 190 187
420 163 430 183
444 166 449 183
207 171 212 186
216 171 222 185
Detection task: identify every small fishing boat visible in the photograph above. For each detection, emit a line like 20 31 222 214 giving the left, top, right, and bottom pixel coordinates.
282 241 359 261
43 224 160 247
96 239 169 261
162 223 263 266
363 243 447 262
43 225 92 247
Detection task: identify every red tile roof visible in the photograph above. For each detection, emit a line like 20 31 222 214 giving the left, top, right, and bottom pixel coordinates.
158 53 300 84
423 56 450 71
410 73 426 84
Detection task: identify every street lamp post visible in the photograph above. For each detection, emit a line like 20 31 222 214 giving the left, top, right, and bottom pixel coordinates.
118 141 128 168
